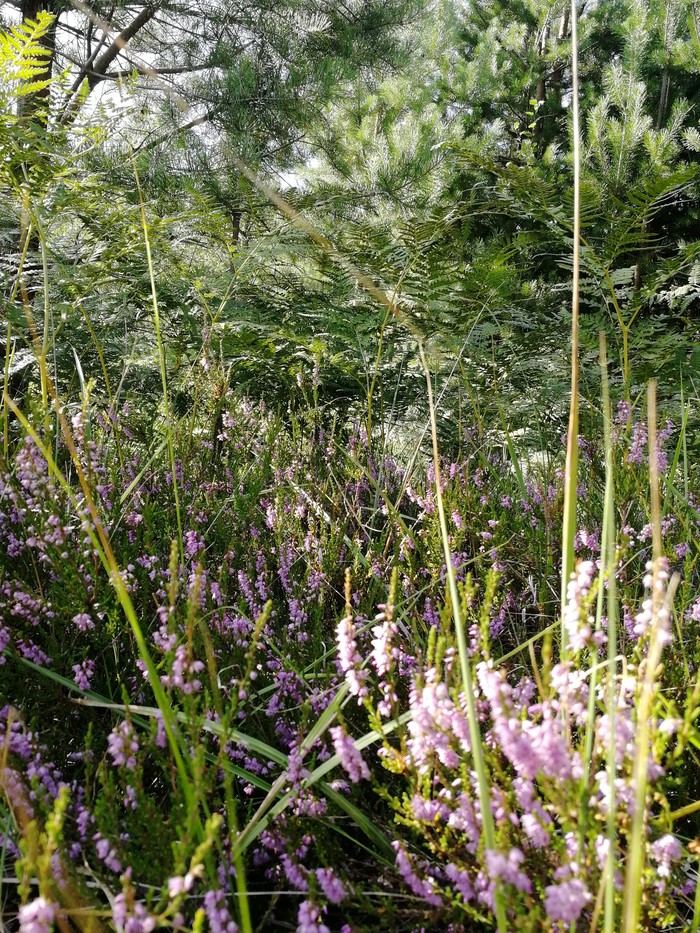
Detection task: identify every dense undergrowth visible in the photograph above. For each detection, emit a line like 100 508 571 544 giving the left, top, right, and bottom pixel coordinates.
2 369 700 932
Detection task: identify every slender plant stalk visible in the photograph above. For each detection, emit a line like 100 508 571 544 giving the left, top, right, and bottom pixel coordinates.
196 606 254 933
560 0 582 647
419 343 507 933
580 337 615 807
622 382 677 933
692 861 700 933
2 322 11 459
600 335 619 933
130 151 184 565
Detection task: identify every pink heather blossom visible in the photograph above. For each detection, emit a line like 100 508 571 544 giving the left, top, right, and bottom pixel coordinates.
477 662 581 782
633 558 671 641
411 795 448 823
370 607 397 678
330 726 369 783
203 890 238 933
520 811 552 848
94 834 122 873
18 897 55 933
627 421 647 465
544 878 591 925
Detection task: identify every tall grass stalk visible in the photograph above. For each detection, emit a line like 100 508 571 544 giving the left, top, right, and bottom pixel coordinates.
560 0 582 645
419 343 507 933
600 335 619 933
579 336 615 868
130 152 184 566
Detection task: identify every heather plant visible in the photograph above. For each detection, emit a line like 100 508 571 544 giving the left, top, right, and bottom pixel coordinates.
1 364 700 930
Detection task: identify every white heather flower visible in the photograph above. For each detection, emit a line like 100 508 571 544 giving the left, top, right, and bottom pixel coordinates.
335 612 368 702
564 560 595 651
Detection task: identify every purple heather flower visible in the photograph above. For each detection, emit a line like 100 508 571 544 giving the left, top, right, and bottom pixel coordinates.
203 890 238 933
72 613 94 632
484 848 531 893
544 878 591 925
651 834 682 878
616 400 631 425
112 893 156 933
18 897 55 933
315 867 346 904
296 900 329 933
330 726 369 783
445 863 474 902
94 834 122 873
627 421 647 466
72 659 95 691
392 842 442 907
686 598 700 622
107 721 138 769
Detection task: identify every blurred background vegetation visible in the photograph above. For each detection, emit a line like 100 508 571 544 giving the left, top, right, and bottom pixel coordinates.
2 0 699 455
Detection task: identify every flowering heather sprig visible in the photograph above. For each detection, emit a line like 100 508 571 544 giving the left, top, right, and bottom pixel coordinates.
392 842 442 907
687 597 700 622
296 900 329 933
484 847 532 895
371 568 400 717
112 892 156 933
335 570 368 702
18 897 56 933
72 659 95 691
650 834 682 880
405 668 471 774
315 867 346 904
330 726 369 783
203 890 238 933
563 559 595 652
107 721 138 769
544 878 591 926
477 661 581 782
633 557 671 642
161 644 205 694
167 872 195 898
94 834 122 873
627 421 647 466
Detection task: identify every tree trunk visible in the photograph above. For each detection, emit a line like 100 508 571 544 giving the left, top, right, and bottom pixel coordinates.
17 0 58 124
